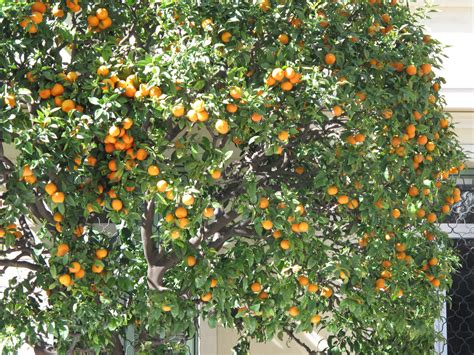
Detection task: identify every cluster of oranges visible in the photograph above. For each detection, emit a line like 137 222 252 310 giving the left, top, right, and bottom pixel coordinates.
20 164 37 184
0 223 23 240
266 67 302 91
87 8 112 31
38 81 81 113
97 65 162 100
258 198 310 250
19 1 47 34
326 185 359 210
44 181 65 204
374 260 404 297
56 243 108 287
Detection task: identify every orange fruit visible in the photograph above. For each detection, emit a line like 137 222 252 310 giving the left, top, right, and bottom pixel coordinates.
175 207 188 218
281 81 293 91
156 180 168 192
171 104 185 117
136 148 148 161
431 278 440 288
262 220 273 230
324 53 336 65
221 31 232 43
375 278 386 289
337 195 349 204
45 182 58 196
39 89 51 99
280 239 290 250
278 33 289 44
426 213 437 223
203 207 214 218
298 222 309 232
92 263 104 273
298 275 309 286
99 17 112 30
259 197 269 209
32 1 47 13
308 283 319 293
147 165 160 176
391 208 401 219
69 262 81 273
201 292 212 302
332 105 343 117
428 257 438 266
186 255 197 267
251 282 262 293
96 249 108 259
421 63 432 75
96 8 109 20
61 99 75 113
406 65 417 76
327 186 338 195
111 199 123 211
311 315 321 324
74 269 85 279
182 194 195 206
51 192 65 204
408 186 419 197
97 65 109 76
87 15 100 27
288 306 300 317
272 68 285 81
215 119 229 134
229 86 242 100
51 83 64 97
251 113 263 122
30 11 43 24
59 274 72 287
321 286 333 298
56 243 70 257
278 131 289 141
162 305 172 312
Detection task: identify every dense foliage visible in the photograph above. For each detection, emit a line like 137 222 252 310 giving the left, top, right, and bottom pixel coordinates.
0 0 465 353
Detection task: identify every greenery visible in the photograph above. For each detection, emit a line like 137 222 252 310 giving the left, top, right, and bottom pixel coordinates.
0 0 465 354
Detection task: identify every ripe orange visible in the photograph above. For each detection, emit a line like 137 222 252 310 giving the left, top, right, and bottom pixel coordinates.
391 208 401 219
92 263 104 273
147 165 160 176
74 269 85 279
210 169 222 179
221 31 232 43
332 105 343 117
56 243 70 257
405 65 417 76
251 282 262 293
88 15 100 27
215 119 230 134
311 315 321 324
59 274 72 287
408 186 419 197
375 278 386 290
51 192 65 204
278 131 289 141
32 1 47 13
421 63 432 75
39 89 51 99
162 305 172 312
298 222 309 232
251 112 263 122
426 213 437 223
171 230 180 239
61 99 75 113
201 292 212 302
337 195 349 204
175 207 188 218
431 278 440 288
280 239 290 250
182 194 195 206
428 257 438 266
298 275 309 286
395 243 406 252
324 53 336 65
186 255 197 267
262 220 273 230
229 86 242 100
327 186 338 195
272 68 285 81
203 207 214 218
288 306 300 317
111 199 123 211
96 8 109 20
53 212 63 222
30 11 43 24
308 283 319 293
97 65 109 76
259 197 269 209
321 286 333 298
69 262 81 273
226 103 238 113
281 81 293 91
156 180 168 192
172 104 185 117
96 249 108 259
278 33 289 44
45 182 58 196
136 148 148 161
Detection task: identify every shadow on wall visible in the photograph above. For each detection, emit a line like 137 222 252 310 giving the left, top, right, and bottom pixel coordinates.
200 321 328 355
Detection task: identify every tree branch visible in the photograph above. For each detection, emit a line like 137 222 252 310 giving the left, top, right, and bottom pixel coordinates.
284 328 317 355
0 259 41 272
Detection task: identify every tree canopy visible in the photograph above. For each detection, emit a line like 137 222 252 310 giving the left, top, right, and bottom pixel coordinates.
0 0 466 354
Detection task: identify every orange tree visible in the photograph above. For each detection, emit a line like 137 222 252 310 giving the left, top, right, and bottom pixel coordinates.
0 0 466 354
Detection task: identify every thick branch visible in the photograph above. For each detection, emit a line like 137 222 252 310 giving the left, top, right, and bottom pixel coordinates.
284 329 317 355
0 259 41 272
141 200 157 265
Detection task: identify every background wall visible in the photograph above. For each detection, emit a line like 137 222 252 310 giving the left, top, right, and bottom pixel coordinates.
199 1 474 354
